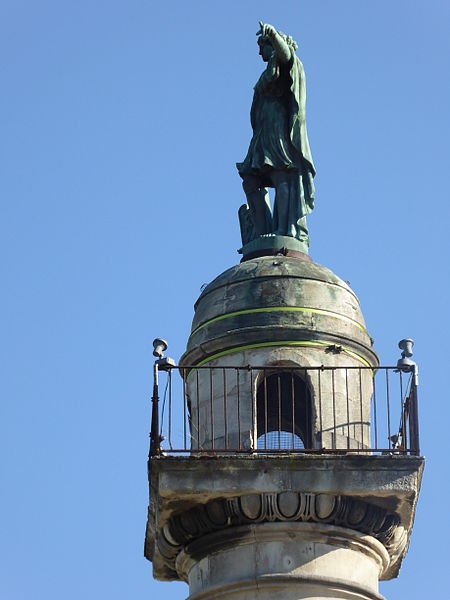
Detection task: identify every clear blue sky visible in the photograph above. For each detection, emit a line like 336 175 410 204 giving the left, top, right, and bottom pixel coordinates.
1 1 449 598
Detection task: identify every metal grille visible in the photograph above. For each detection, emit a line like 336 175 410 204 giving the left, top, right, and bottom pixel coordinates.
257 430 304 450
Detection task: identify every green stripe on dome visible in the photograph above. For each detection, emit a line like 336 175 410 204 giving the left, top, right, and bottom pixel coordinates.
187 340 372 372
191 306 368 336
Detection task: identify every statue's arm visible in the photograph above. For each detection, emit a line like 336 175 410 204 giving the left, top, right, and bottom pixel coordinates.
260 23 291 63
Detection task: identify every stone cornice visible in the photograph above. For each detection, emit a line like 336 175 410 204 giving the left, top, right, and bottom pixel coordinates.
146 455 424 580
157 492 407 578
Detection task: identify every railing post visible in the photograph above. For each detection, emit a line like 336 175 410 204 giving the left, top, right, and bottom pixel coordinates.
150 361 161 457
410 365 420 456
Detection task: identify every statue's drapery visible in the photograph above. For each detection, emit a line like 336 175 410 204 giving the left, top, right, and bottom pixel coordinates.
237 45 315 241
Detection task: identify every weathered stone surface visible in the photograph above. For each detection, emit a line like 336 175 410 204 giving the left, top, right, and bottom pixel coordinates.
182 347 374 451
180 523 388 599
145 455 424 582
159 491 403 579
180 256 379 453
181 256 377 368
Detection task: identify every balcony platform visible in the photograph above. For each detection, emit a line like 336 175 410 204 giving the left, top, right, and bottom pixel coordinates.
145 453 424 581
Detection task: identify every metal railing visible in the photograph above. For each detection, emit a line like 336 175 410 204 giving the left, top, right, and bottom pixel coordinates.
148 362 420 458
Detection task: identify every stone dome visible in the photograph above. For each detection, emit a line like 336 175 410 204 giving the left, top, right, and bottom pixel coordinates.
180 255 378 368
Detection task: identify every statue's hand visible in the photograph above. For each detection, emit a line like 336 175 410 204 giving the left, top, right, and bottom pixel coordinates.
257 22 291 64
257 21 277 39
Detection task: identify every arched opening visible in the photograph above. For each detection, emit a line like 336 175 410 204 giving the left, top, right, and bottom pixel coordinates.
256 371 312 450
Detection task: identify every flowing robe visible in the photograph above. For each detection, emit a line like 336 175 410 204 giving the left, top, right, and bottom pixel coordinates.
237 47 315 238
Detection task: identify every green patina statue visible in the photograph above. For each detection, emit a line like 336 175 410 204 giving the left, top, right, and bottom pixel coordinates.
237 22 315 256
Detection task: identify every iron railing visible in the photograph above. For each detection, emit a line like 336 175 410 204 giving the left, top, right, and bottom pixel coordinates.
149 364 420 457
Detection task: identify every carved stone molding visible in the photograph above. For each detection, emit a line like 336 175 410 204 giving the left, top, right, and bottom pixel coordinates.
157 492 407 575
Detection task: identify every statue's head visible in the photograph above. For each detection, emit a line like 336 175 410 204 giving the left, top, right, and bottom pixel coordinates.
257 37 274 62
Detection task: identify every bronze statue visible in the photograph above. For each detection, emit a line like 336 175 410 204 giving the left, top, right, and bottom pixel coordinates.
237 23 315 252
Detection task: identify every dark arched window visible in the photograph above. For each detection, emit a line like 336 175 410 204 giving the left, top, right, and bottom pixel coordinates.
256 371 312 450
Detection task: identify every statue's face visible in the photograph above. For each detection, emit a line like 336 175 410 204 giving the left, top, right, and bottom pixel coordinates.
258 40 273 62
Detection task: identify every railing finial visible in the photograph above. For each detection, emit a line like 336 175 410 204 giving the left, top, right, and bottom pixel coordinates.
153 338 168 359
153 337 176 372
397 338 416 372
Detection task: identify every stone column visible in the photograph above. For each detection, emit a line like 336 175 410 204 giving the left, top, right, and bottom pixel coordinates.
178 522 388 600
